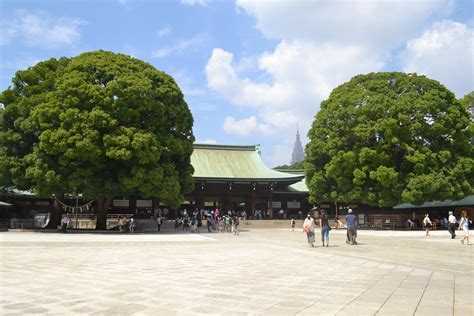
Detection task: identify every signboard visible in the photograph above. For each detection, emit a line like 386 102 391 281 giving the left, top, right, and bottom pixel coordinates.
136 200 152 208
319 204 331 208
358 214 365 224
113 199 129 207
287 201 301 209
35 201 50 206
271 202 282 208
16 201 31 206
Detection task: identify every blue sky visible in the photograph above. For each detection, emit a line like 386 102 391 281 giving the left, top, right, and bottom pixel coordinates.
1 0 473 167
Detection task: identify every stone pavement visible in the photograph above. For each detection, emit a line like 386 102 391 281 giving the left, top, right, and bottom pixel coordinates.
0 228 472 315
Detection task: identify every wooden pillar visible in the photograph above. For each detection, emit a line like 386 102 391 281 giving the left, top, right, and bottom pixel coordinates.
227 181 232 214
251 182 256 213
199 181 205 210
269 182 274 218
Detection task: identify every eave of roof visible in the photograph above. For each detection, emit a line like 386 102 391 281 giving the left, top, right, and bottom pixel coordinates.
273 178 309 194
393 195 474 209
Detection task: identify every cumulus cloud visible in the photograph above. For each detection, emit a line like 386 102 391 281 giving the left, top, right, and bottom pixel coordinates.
401 20 474 97
223 116 271 136
206 43 384 134
152 34 208 58
236 0 450 49
0 10 85 48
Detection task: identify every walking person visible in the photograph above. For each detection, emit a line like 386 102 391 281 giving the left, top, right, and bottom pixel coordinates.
232 215 240 236
174 217 181 231
345 209 357 245
459 211 471 245
197 216 202 233
320 210 330 247
118 216 124 233
448 211 456 239
61 214 70 233
156 215 162 232
423 213 432 236
206 214 213 232
129 216 136 233
183 216 189 231
303 214 315 247
190 216 197 233
334 216 341 230
225 214 232 233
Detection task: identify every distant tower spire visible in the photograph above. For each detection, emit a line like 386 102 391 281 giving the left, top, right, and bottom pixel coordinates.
291 124 304 164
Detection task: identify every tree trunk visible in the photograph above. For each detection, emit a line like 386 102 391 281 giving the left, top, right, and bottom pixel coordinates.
95 196 112 230
46 193 64 229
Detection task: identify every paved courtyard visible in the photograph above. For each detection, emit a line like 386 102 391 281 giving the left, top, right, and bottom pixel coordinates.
0 227 472 315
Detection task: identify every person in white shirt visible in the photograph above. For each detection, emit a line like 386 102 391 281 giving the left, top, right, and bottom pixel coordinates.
423 214 432 236
459 211 471 245
303 214 315 247
448 211 457 239
61 215 70 233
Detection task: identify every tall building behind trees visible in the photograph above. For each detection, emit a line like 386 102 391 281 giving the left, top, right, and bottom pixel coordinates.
291 125 305 164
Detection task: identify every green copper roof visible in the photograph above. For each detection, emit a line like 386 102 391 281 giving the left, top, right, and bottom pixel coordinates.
191 144 304 182
287 179 309 192
272 170 309 193
393 195 474 209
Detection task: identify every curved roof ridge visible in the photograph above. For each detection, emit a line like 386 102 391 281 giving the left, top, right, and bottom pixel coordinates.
194 144 259 151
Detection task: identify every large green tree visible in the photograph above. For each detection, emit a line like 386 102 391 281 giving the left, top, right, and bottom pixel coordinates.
305 72 473 207
0 50 194 229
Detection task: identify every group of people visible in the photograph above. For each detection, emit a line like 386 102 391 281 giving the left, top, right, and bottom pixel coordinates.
206 212 240 235
423 211 471 244
118 216 136 233
174 215 203 233
171 209 241 236
302 208 358 247
299 209 471 247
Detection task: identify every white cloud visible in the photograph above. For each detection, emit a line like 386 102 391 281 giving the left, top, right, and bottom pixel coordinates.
196 139 217 144
206 43 384 137
181 0 212 7
151 34 208 58
401 20 474 97
0 10 85 48
236 0 450 49
158 25 172 37
223 116 271 136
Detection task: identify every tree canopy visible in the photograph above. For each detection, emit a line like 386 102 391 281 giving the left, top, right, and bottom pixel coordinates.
0 50 195 227
305 72 473 207
274 160 305 170
459 91 474 119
